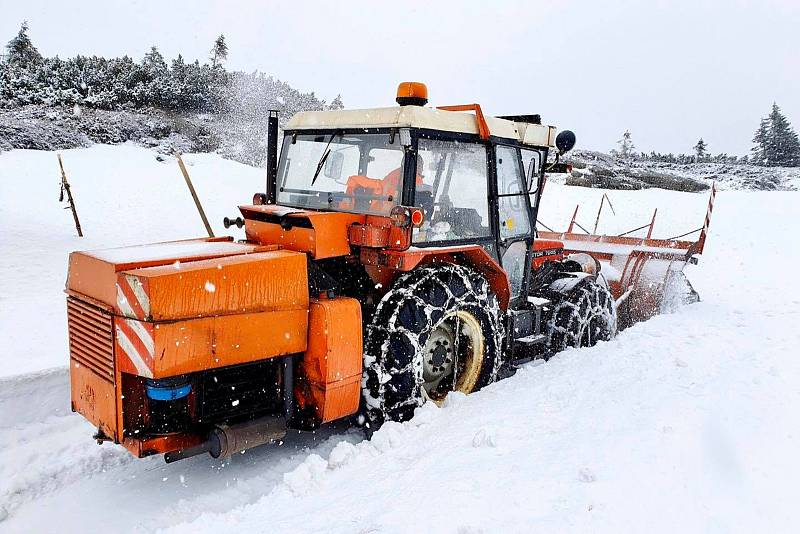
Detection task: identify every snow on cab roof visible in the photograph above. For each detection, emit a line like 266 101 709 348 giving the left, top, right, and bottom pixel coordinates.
285 106 558 148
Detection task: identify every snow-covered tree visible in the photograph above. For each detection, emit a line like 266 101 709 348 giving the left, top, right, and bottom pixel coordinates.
328 94 344 110
613 130 635 159
693 138 708 161
752 103 800 167
210 35 228 68
6 21 42 67
0 27 334 121
751 118 769 164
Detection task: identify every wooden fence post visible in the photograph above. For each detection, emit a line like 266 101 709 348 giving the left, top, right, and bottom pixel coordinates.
57 154 83 237
177 155 214 238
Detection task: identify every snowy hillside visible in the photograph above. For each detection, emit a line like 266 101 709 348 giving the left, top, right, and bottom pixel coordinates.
1 146 799 533
564 149 800 192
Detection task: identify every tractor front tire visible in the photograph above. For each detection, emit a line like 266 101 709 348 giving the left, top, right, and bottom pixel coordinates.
544 277 616 353
361 264 503 428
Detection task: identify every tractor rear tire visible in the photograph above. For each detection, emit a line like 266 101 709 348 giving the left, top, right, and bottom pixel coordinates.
361 264 503 428
544 277 616 353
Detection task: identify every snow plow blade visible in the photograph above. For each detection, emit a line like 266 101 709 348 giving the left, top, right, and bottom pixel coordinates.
539 184 715 328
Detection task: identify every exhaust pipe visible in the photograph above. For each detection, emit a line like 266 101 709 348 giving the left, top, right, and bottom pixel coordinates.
208 415 286 458
265 110 279 204
164 415 286 463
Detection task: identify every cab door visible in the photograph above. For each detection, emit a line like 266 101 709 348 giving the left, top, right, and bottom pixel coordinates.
494 145 535 301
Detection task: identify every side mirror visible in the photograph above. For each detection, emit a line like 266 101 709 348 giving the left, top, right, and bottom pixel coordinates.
324 150 344 179
556 130 576 155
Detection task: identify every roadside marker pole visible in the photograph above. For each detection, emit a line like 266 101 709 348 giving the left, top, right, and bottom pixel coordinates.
177 155 215 238
57 154 83 237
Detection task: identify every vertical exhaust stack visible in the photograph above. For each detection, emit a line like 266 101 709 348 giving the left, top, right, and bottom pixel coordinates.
266 110 279 204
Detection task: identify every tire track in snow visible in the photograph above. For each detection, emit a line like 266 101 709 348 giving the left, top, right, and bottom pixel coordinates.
0 368 135 521
0 366 360 532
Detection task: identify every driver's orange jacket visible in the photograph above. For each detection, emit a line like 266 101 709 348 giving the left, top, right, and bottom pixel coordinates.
382 168 424 199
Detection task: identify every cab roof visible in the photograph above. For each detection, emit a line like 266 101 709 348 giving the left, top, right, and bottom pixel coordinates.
285 105 558 149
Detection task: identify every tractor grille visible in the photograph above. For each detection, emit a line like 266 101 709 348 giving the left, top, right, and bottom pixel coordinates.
67 297 115 382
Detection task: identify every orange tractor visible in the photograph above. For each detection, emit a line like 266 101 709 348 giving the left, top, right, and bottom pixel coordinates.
66 83 713 461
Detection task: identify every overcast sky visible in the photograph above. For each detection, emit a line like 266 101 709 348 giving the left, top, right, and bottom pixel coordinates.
2 0 798 155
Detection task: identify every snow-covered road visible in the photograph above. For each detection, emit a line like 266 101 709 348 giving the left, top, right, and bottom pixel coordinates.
1 146 798 533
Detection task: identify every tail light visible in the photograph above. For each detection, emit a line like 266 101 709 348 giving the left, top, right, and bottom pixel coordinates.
390 206 424 228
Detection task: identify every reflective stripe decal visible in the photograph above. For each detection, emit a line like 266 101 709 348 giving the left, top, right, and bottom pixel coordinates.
116 317 154 377
116 275 150 320
125 274 151 318
116 322 153 378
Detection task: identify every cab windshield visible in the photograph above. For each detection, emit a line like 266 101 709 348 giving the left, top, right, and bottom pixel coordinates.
276 131 405 215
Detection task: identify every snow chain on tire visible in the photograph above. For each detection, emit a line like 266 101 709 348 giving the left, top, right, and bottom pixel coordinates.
361 264 503 428
545 277 617 353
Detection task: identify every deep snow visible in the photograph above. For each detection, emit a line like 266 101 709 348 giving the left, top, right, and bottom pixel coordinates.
0 145 798 533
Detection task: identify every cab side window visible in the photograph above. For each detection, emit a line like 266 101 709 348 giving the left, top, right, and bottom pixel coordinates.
496 145 531 240
520 148 543 209
413 139 491 243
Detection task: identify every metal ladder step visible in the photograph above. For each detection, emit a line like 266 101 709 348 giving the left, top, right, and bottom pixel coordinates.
515 333 546 346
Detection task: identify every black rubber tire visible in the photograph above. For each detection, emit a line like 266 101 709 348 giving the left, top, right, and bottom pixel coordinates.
544 277 617 353
361 264 503 427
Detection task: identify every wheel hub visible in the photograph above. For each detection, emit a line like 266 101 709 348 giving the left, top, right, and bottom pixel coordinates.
421 310 485 404
423 325 454 380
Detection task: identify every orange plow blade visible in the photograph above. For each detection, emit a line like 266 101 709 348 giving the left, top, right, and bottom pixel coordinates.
539 184 716 328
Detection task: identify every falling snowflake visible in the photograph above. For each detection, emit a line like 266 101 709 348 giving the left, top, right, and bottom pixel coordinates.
205 281 216 292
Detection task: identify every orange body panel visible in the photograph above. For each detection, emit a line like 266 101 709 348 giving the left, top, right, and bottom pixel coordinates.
115 309 308 378
67 237 273 309
240 204 364 259
122 433 204 458
532 238 565 269
306 376 362 423
70 360 117 439
299 297 362 423
67 296 119 440
118 250 308 321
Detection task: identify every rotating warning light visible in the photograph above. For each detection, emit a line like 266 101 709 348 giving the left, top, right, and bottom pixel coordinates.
396 82 428 106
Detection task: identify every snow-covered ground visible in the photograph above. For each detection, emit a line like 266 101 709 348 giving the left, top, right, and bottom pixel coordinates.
0 145 798 533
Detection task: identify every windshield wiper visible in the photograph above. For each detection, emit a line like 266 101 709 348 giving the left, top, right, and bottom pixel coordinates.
310 132 338 187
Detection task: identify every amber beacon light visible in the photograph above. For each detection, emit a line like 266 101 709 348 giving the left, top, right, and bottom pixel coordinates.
396 82 428 106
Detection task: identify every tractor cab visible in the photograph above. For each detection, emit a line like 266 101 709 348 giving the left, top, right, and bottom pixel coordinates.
264 82 571 307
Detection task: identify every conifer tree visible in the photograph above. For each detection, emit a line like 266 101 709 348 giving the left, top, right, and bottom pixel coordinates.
693 138 708 161
613 130 635 159
752 103 800 166
6 21 42 67
210 35 228 68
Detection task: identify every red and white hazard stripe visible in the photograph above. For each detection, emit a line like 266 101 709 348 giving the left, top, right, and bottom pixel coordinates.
115 319 154 378
115 274 154 377
116 274 150 320
696 183 716 254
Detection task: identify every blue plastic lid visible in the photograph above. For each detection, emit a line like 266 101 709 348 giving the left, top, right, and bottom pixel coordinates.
145 383 192 401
